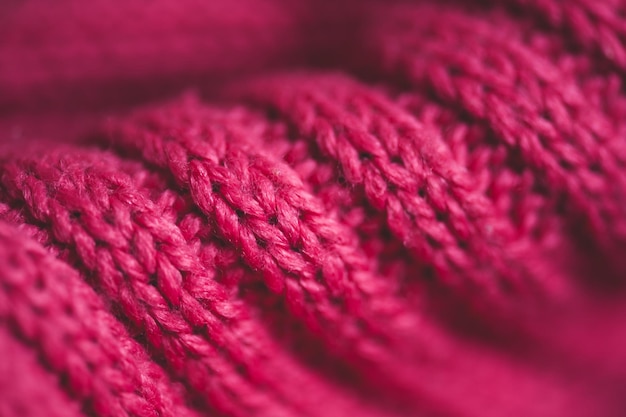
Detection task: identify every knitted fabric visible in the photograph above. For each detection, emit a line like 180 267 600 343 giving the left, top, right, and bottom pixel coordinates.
1 1 626 416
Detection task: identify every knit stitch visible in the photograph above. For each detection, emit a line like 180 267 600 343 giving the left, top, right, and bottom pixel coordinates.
1 1 626 417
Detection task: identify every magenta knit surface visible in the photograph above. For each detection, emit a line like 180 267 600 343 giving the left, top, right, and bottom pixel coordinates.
1 1 626 416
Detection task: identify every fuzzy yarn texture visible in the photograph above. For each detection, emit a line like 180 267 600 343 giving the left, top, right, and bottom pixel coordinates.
1 0 626 416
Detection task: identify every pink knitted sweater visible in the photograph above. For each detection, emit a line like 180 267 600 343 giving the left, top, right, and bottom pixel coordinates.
1 1 626 416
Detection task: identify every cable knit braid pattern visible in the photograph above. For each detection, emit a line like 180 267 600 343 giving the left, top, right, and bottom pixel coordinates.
1 1 626 417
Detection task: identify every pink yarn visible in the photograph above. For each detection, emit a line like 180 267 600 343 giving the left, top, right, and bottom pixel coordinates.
1 1 626 416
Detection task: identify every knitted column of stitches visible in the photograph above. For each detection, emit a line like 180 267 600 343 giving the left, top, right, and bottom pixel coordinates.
1 1 626 417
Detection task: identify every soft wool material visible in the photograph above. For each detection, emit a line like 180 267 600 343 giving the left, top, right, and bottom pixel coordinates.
1 1 626 416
